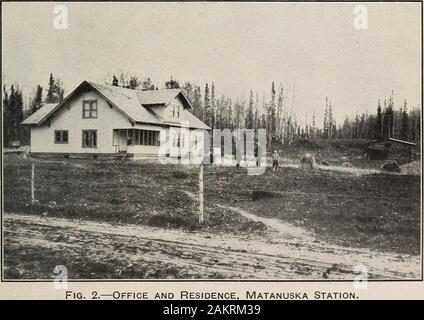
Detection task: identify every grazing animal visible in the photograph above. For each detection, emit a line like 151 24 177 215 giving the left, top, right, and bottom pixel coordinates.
381 161 401 172
315 158 329 166
341 162 353 168
299 154 316 169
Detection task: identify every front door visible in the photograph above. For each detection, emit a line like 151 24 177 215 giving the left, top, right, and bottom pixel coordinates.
118 130 128 152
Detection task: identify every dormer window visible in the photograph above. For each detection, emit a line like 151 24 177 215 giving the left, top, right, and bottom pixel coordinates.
171 105 180 118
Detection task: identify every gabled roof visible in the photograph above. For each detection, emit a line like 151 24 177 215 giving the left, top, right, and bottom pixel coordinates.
21 103 58 125
138 88 183 106
21 81 210 130
89 82 162 125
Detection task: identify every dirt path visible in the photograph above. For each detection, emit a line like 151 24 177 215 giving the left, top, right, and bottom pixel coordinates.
215 204 315 242
4 209 420 280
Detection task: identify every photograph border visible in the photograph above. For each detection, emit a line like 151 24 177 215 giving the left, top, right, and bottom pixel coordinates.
1 0 423 284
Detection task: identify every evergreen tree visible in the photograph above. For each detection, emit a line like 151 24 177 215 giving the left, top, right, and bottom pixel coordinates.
260 113 267 130
203 83 211 125
328 101 334 138
227 99 234 130
29 85 43 115
376 100 382 140
192 85 203 121
400 99 409 141
245 90 255 129
254 93 260 131
165 76 180 89
141 77 155 90
277 87 284 138
112 75 119 86
46 73 55 103
45 73 64 103
323 97 329 138
210 82 216 128
3 84 24 146
269 82 277 139
128 76 141 90
3 85 10 146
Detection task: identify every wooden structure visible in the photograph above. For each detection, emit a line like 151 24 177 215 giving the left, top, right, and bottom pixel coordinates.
367 138 418 163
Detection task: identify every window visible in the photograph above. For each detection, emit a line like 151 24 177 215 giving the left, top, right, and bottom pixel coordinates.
171 105 180 118
128 129 160 146
54 130 68 144
82 100 98 119
82 130 97 148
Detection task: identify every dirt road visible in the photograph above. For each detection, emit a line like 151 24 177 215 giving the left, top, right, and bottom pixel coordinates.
3 211 420 280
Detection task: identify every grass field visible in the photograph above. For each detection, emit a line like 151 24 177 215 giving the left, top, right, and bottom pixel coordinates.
3 148 421 256
3 154 266 235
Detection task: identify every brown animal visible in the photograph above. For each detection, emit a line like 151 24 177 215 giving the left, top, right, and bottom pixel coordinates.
342 162 354 168
299 154 316 169
381 161 401 172
315 158 329 166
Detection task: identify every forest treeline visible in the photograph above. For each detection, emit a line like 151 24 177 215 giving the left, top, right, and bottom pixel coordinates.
3 72 421 148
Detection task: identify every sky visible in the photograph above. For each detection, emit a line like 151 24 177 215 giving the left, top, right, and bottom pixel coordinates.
2 2 421 126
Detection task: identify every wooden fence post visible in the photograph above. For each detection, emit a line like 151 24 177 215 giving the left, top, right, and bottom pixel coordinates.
199 162 204 224
31 163 35 204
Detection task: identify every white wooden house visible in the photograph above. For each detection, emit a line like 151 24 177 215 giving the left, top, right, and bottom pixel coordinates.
22 81 210 160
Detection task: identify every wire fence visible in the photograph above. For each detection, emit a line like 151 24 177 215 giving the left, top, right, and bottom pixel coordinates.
3 154 420 228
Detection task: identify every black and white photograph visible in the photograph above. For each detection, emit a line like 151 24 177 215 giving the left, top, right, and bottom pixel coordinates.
1 1 422 289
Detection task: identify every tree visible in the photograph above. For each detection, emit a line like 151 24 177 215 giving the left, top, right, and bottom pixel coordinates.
45 73 65 104
112 75 119 86
245 90 255 129
203 83 211 125
46 73 55 103
260 113 267 130
254 93 260 131
210 82 216 128
323 96 329 138
3 84 24 146
192 85 203 121
400 99 409 141
3 85 10 145
182 82 194 101
276 87 284 138
29 85 43 115
376 100 382 140
141 77 155 90
55 79 65 102
128 76 141 90
328 101 335 138
268 82 277 141
165 76 180 89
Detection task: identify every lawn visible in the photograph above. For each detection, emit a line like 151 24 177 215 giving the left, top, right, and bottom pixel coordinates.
3 154 266 235
3 151 421 255
203 166 421 255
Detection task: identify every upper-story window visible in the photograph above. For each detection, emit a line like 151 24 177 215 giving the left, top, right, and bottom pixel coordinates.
171 105 180 118
82 100 98 119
